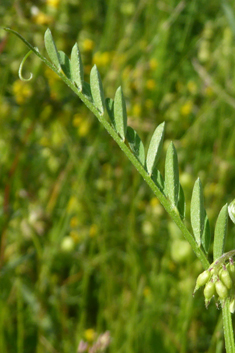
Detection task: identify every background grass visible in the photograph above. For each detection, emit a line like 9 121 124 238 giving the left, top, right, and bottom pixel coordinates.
1 0 235 352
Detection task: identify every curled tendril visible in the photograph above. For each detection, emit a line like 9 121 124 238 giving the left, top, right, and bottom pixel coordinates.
19 49 34 81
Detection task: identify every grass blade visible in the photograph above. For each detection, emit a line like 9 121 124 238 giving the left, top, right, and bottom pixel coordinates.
190 178 205 247
126 126 145 166
70 43 84 91
114 87 127 140
44 28 61 70
90 65 105 115
58 51 71 79
213 204 228 261
165 142 179 207
146 122 165 175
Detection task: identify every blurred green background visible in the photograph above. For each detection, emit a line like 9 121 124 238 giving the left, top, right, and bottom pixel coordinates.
1 0 235 352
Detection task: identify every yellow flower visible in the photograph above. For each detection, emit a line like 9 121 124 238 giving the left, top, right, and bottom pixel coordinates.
84 328 96 342
150 197 159 208
149 58 158 71
93 51 112 67
69 230 81 244
47 0 60 8
77 120 90 137
180 101 193 116
82 38 95 52
146 79 156 91
70 216 79 228
143 286 152 298
32 12 53 25
73 114 83 127
89 224 98 238
187 81 197 94
132 103 142 117
12 80 32 104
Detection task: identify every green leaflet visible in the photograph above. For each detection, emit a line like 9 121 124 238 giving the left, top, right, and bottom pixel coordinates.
70 43 84 91
165 142 179 207
114 87 127 141
228 199 235 224
44 28 61 70
82 82 92 102
178 184 186 220
58 51 71 79
190 178 205 247
151 169 165 194
202 215 211 254
90 65 105 115
146 122 165 175
105 98 115 128
213 204 228 261
126 126 145 166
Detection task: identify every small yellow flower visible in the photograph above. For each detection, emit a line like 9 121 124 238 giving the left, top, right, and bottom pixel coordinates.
82 38 95 52
73 114 83 127
12 80 32 104
77 120 90 137
69 230 81 244
46 0 60 8
70 216 79 228
146 79 156 91
150 197 159 208
149 58 158 71
132 103 142 117
93 51 112 67
33 12 53 25
187 81 197 94
180 101 193 116
84 328 96 342
143 286 152 298
89 224 98 238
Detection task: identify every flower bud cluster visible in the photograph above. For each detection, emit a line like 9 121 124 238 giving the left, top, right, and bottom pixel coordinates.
194 257 235 313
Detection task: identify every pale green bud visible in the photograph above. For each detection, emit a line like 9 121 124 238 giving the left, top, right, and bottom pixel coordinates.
229 298 235 314
204 281 215 300
220 269 233 289
194 270 211 294
228 262 235 282
215 280 228 300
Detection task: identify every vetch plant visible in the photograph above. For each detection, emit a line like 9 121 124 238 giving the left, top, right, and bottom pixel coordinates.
4 27 235 352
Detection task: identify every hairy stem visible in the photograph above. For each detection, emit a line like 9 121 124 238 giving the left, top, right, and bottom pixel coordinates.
222 300 235 353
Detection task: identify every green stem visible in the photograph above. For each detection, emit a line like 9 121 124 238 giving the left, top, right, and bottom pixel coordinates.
5 27 235 351
222 300 235 353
